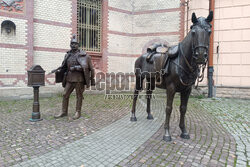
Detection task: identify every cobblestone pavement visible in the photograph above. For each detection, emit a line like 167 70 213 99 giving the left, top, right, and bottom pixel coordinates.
0 94 131 167
117 96 238 167
12 98 165 167
1 92 249 167
197 98 250 167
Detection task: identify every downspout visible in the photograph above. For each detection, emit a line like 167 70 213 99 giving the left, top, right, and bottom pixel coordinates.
182 0 191 36
186 0 190 35
208 0 215 98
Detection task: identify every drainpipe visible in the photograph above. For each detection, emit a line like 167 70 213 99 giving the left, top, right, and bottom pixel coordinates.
208 0 215 98
182 0 191 36
186 0 190 35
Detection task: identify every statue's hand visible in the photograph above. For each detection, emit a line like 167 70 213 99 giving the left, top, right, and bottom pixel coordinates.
48 69 58 75
53 69 59 73
75 65 82 71
70 66 75 71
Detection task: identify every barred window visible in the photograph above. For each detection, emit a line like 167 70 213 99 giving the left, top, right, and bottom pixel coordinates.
77 0 102 52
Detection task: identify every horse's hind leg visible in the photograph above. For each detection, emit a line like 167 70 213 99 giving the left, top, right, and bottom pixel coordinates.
130 76 143 122
131 89 139 121
146 77 155 120
179 88 191 139
163 85 176 142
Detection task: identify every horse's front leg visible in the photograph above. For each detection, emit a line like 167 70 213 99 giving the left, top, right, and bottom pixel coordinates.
146 77 155 120
163 85 176 142
130 76 143 122
179 88 191 139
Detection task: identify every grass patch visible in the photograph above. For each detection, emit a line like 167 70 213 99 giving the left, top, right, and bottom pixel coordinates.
190 94 206 99
0 93 132 115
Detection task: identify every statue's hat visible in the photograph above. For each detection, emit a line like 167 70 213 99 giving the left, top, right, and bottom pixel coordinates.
71 34 78 43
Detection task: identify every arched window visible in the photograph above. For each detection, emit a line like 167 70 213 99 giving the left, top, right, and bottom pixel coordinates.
77 0 102 52
1 20 16 35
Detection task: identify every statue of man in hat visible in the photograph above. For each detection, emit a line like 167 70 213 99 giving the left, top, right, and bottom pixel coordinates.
51 34 95 120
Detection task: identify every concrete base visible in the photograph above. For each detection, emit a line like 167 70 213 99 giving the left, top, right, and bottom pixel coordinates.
0 85 107 101
192 86 250 99
0 85 64 101
1 85 250 100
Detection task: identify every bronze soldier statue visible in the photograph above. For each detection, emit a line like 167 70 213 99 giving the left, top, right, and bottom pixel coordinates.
51 34 95 120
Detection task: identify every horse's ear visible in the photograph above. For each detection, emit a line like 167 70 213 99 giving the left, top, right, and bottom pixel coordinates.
192 12 198 24
206 11 213 22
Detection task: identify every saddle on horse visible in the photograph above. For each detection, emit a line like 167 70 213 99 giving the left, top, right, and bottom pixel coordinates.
146 43 179 75
163 45 179 75
146 43 168 63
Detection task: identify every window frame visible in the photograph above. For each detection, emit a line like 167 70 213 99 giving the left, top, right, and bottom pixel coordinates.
77 0 102 54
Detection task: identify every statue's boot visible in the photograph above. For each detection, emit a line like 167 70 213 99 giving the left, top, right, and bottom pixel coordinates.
74 91 83 120
55 96 69 118
73 111 81 120
54 111 67 118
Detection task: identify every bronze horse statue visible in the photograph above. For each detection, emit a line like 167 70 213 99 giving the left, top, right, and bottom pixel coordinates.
131 12 213 142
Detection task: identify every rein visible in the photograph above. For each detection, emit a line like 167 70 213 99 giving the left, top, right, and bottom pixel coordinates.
179 43 194 73
174 42 208 87
195 60 207 89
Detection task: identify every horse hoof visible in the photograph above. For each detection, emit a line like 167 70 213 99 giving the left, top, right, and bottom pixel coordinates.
163 135 172 142
147 114 154 120
180 133 190 139
130 117 137 122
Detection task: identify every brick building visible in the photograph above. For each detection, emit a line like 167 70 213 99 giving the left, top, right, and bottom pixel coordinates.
0 0 250 98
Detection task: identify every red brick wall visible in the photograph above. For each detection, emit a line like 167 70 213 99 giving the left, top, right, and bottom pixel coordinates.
0 0 33 86
0 0 183 87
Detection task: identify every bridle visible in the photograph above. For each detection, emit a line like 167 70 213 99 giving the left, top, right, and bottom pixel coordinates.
192 26 210 87
174 25 209 87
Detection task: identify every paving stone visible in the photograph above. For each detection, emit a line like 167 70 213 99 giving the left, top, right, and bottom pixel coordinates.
198 98 250 167
0 94 131 167
12 98 165 167
2 92 249 167
118 95 243 166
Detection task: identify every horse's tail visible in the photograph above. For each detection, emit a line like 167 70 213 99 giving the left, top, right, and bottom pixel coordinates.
134 56 144 91
134 56 143 76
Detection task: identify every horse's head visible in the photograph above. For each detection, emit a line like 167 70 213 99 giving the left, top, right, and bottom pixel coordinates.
190 11 213 65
